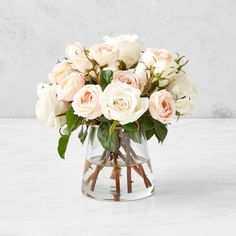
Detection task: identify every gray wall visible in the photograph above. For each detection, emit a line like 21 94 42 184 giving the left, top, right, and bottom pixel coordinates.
0 0 236 118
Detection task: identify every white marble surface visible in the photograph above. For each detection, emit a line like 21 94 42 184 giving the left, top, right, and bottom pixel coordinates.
1 0 236 118
0 119 236 236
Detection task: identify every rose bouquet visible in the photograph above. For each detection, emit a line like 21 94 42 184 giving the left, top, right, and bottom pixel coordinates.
36 35 197 200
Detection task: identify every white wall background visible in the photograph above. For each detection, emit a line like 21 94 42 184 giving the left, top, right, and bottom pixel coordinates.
0 0 236 118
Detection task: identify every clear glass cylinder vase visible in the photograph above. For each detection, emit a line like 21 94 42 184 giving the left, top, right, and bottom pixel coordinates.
82 126 155 201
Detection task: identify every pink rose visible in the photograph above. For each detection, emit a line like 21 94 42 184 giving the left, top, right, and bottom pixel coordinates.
57 72 85 102
112 70 141 89
149 90 176 124
89 44 118 67
142 48 172 68
72 84 103 119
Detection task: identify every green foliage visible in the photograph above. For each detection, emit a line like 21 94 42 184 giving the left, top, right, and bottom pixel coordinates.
122 122 138 133
65 107 83 134
122 122 142 143
153 120 168 143
102 70 113 84
137 114 155 141
143 129 155 140
128 130 142 143
97 122 117 151
88 126 96 145
78 126 88 144
57 135 70 159
174 54 189 73
138 114 154 130
101 70 113 90
118 60 127 70
57 108 83 159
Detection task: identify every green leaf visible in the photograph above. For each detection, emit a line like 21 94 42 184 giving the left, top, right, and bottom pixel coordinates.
153 120 168 143
65 107 83 134
143 129 154 140
138 114 154 130
78 126 88 144
102 70 113 84
128 130 142 143
88 126 96 145
57 135 70 159
57 108 83 159
100 70 113 89
122 122 138 133
118 60 127 70
122 123 142 143
97 122 117 151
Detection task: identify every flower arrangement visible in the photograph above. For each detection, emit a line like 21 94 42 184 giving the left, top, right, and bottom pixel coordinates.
36 34 197 200
36 34 197 158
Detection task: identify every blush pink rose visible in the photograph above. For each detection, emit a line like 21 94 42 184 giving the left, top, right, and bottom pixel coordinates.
112 70 141 89
57 72 85 102
142 48 172 69
89 44 118 67
149 90 176 124
72 84 103 119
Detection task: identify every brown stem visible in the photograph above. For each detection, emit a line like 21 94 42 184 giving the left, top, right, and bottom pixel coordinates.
90 165 103 191
129 145 152 188
99 150 107 163
113 153 120 197
118 150 152 187
127 166 132 193
101 150 110 165
138 164 152 188
85 151 106 186
122 132 132 193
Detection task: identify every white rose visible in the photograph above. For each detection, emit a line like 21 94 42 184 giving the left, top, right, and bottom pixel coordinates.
72 56 93 73
134 62 148 90
154 60 178 78
175 97 194 115
57 72 85 102
167 73 197 100
89 44 118 67
104 34 141 68
101 81 149 125
35 83 70 128
156 60 179 87
166 73 197 115
48 60 73 84
65 42 84 61
65 42 93 73
72 84 103 120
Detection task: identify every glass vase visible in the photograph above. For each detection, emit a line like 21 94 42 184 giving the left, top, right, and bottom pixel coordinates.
82 126 155 201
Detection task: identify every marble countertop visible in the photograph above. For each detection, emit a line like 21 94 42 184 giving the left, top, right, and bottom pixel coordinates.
0 119 235 236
